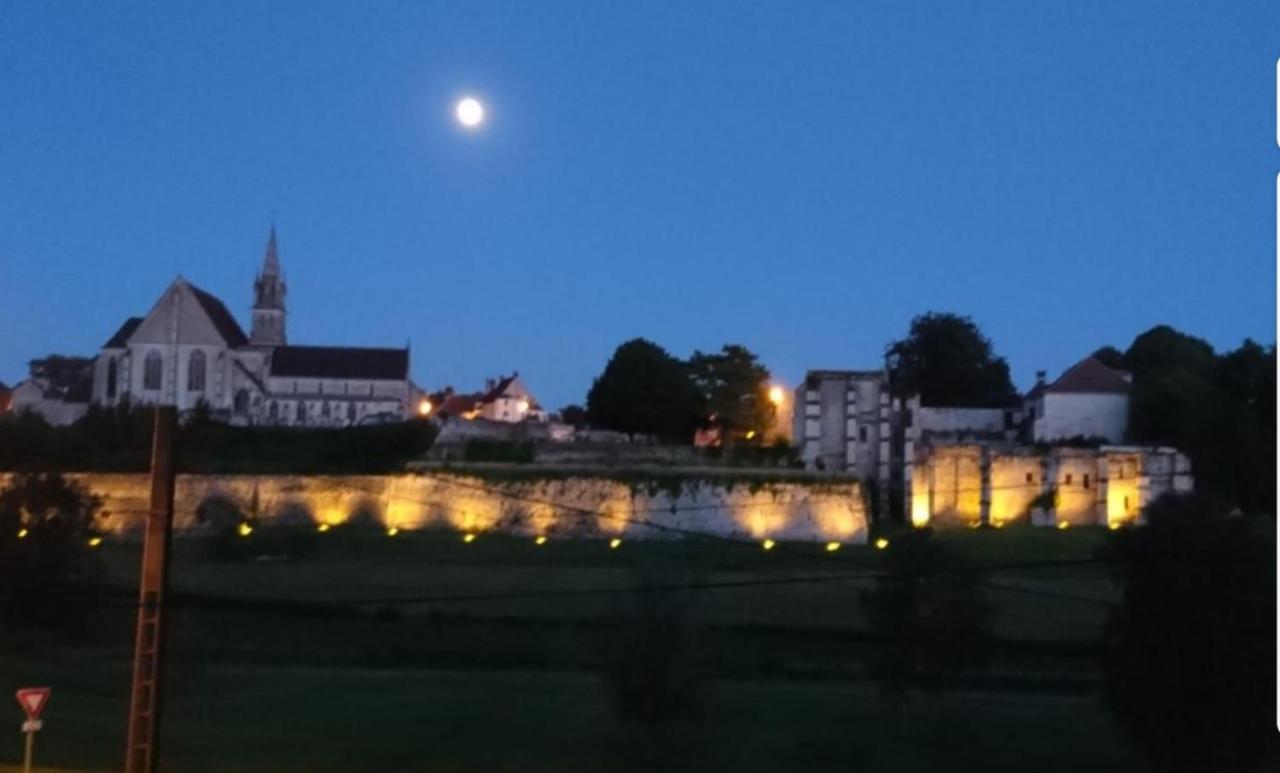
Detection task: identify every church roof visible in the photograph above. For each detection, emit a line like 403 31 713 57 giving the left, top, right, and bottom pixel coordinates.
187 283 249 347
269 345 409 380
103 317 143 348
1045 356 1132 395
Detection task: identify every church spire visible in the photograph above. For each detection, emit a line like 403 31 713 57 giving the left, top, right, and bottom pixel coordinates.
262 222 281 277
251 223 287 346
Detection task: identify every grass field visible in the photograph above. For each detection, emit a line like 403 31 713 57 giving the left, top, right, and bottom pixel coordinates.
1 525 1140 771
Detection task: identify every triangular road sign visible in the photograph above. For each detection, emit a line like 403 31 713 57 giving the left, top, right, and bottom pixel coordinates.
15 688 50 721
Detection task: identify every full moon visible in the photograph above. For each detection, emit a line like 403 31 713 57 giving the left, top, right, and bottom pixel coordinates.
455 97 485 128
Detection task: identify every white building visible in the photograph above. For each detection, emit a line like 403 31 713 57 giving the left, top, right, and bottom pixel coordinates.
92 228 416 426
793 370 896 482
1027 356 1131 443
477 373 546 423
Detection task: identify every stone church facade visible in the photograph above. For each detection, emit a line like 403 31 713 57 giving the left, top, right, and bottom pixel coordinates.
92 228 415 426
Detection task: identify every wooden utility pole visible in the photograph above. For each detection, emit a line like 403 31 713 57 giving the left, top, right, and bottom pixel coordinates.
124 406 177 773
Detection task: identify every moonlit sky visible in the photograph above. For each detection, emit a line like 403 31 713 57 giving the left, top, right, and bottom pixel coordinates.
1 1 1276 408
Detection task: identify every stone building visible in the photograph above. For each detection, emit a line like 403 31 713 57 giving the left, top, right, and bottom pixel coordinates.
91 227 417 426
909 442 1192 529
1025 355 1131 443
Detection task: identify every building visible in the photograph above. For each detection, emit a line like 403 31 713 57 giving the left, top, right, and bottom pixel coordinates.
0 382 10 414
909 442 1192 529
793 370 896 482
91 227 416 426
477 373 546 422
1026 356 1131 443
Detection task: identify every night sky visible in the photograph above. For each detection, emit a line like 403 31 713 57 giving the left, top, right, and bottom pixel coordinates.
2 1 1276 409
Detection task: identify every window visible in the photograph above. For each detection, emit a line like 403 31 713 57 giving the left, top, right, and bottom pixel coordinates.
106 358 118 399
1064 473 1073 485
859 426 868 443
321 401 331 418
903 409 913 428
268 402 278 421
187 350 206 392
234 389 249 414
347 402 355 422
297 401 306 422
143 351 163 391
1083 474 1091 489
1025 472 1034 484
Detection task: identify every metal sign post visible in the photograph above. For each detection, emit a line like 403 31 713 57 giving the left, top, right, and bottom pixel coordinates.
14 687 50 773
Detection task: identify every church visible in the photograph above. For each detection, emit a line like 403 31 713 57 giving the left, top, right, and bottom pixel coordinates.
91 228 418 427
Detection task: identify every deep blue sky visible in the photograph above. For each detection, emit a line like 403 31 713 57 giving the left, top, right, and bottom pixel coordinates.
2 1 1276 408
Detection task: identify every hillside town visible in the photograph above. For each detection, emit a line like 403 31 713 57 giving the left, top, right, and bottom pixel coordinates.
1 228 1199 533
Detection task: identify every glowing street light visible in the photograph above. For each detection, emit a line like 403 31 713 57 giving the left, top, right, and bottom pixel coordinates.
418 399 433 417
874 537 890 550
768 386 785 406
16 528 28 539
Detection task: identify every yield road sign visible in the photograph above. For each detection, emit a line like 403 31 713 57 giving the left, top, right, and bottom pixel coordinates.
15 688 50 721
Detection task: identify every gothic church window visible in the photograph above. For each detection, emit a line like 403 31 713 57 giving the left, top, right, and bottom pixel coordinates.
143 351 163 391
188 350 206 392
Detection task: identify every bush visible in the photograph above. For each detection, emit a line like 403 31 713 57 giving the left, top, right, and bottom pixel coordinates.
603 569 707 725
463 439 535 464
0 473 104 631
1100 494 1278 771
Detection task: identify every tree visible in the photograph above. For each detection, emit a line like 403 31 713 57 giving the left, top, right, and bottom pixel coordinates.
0 472 104 630
859 529 994 718
1119 327 1276 513
885 313 1018 407
687 344 772 445
586 339 704 443
1101 494 1277 771
558 404 588 428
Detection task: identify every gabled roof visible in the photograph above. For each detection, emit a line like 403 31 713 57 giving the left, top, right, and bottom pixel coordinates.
1045 357 1132 395
437 393 483 416
481 375 518 403
269 345 409 380
103 317 144 348
187 283 249 347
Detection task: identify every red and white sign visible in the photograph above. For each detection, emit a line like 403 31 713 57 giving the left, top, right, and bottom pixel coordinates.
15 688 50 721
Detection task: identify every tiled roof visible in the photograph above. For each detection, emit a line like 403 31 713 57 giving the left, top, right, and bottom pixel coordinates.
270 345 409 380
103 317 144 348
187 283 249 347
1045 357 1132 395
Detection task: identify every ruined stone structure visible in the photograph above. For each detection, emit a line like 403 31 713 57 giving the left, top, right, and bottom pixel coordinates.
908 444 1193 529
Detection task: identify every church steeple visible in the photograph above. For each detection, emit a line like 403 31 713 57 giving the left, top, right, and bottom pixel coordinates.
250 224 287 346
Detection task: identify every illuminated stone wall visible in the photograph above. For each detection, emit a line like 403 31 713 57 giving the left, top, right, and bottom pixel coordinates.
910 444 1192 529
0 472 869 545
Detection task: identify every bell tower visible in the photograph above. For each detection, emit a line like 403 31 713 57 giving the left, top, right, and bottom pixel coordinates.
250 225 287 346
